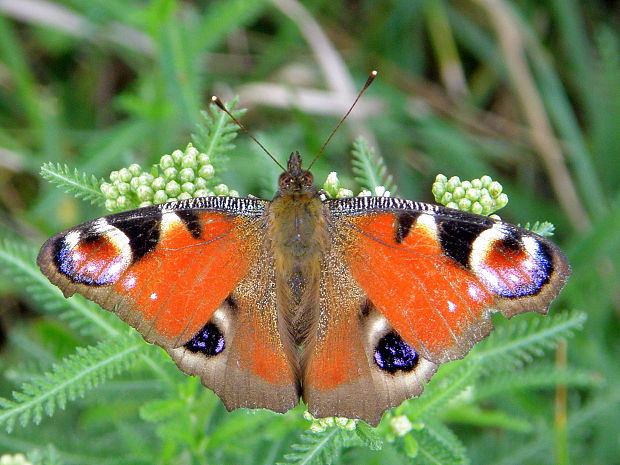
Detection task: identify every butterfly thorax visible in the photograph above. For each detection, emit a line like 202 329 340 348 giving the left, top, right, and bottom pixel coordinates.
270 151 326 260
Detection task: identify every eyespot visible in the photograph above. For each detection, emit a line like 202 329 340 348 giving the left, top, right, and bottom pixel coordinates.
374 332 419 373
184 322 225 356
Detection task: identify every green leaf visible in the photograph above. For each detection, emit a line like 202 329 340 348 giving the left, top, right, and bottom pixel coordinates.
0 337 143 432
351 137 398 193
472 311 587 372
278 428 345 465
40 163 105 206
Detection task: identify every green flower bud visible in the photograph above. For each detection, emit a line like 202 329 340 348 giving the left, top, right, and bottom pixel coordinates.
323 172 340 197
179 168 195 182
118 168 132 182
163 167 178 180
130 177 140 190
116 195 130 209
466 188 480 201
194 177 208 189
472 201 483 214
171 149 184 164
136 185 154 201
458 198 472 211
194 189 211 198
182 182 195 194
100 182 113 196
152 176 166 190
447 176 461 191
128 163 142 176
185 144 199 157
214 184 229 195
117 182 131 195
181 153 197 169
446 201 459 209
165 180 181 197
109 170 120 182
106 185 120 199
105 199 117 211
480 194 493 209
432 182 446 199
497 193 509 209
440 192 453 204
489 181 503 196
197 153 210 165
138 173 154 185
159 154 174 169
452 186 465 200
471 178 482 189
198 164 215 179
480 175 492 188
153 190 168 204
229 190 239 197
434 174 448 184
178 192 192 200
139 201 152 207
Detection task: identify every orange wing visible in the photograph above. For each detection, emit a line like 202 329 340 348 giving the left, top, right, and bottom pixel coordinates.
38 197 299 412
327 197 569 364
302 197 569 425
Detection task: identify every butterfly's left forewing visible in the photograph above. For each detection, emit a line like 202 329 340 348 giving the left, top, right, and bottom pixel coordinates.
38 197 300 413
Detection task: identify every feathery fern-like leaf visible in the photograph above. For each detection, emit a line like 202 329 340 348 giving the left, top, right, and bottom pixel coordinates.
354 422 383 451
278 427 347 465
192 98 245 166
473 363 598 401
419 421 470 465
0 238 121 336
472 311 586 372
351 137 398 193
40 163 105 206
414 424 469 465
404 360 481 421
0 336 144 432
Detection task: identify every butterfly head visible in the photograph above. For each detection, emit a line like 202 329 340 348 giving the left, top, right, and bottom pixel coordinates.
278 151 315 194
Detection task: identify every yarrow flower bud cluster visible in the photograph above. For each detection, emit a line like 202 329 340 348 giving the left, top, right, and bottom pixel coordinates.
100 143 239 211
303 411 358 432
432 174 508 217
322 172 354 199
358 185 391 198
0 454 33 465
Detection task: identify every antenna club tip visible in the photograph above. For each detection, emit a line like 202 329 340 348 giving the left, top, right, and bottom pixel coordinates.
371 70 378 76
211 96 226 111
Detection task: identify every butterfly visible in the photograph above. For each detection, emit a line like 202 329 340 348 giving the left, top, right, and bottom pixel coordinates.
37 74 570 425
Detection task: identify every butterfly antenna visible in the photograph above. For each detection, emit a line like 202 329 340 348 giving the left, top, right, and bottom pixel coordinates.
307 70 378 170
211 96 286 171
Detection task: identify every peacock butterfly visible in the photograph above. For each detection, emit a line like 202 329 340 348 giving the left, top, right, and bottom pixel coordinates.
37 74 570 426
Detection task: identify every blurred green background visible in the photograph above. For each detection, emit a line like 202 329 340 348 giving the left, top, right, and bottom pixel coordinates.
0 0 619 464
